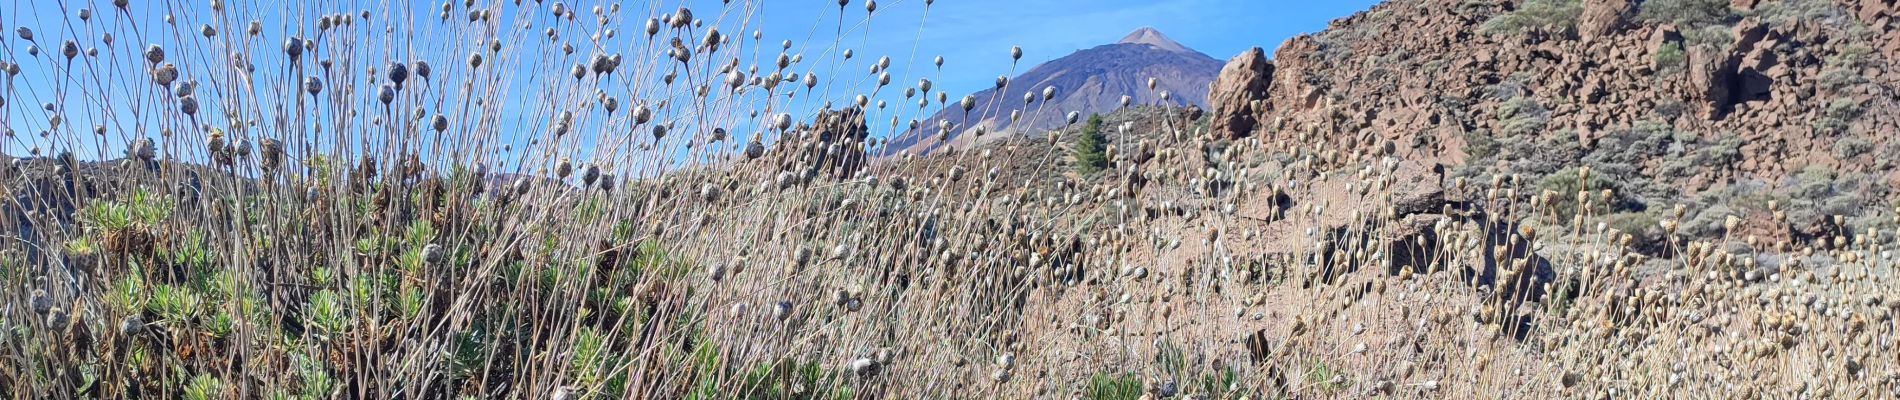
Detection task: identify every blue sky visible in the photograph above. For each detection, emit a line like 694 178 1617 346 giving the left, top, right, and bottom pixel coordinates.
746 0 1384 115
1 0 1379 168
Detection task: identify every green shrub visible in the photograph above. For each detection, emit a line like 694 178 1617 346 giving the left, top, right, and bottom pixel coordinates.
1538 167 1627 223
1480 0 1583 36
1086 373 1145 400
1601 211 1670 254
184 374 224 400
1749 0 1854 26
1834 137 1873 159
1639 0 1736 27
1702 134 1744 167
1817 46 1874 96
1653 42 1686 74
1465 130 1502 161
1683 24 1735 48
1497 97 1549 138
1814 98 1865 135
1074 114 1109 175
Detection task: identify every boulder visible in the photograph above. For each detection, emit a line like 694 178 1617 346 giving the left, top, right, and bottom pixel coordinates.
1687 44 1739 120
1579 0 1635 42
1206 47 1274 139
1646 24 1683 59
771 107 870 180
1385 213 1444 275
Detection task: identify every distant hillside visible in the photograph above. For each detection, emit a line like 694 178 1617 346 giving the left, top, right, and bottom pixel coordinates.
1202 0 1900 246
881 27 1222 156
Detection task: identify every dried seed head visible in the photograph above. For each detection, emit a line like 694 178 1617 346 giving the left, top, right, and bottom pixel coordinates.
259 139 283 168
672 7 693 28
120 316 145 335
283 36 304 58
178 95 199 115
581 164 600 185
130 137 157 161
144 44 165 63
774 301 793 320
387 61 409 88
774 113 793 130
627 105 653 125
45 308 69 330
351 91 387 113
745 137 765 159
151 63 180 86
30 289 51 315
422 244 444 265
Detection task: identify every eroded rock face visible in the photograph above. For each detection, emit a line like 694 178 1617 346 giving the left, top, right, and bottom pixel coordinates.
1848 0 1900 58
1687 43 1737 120
1242 0 1898 187
1206 47 1274 139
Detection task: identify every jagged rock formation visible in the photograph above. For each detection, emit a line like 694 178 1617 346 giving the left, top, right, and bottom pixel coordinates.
1201 0 1900 249
882 27 1222 156
1580 0 1636 41
1845 0 1900 57
769 107 871 180
1207 47 1275 139
1208 0 1899 185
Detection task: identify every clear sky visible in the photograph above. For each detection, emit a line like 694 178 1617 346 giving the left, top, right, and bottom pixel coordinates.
744 0 1385 117
1 0 1381 167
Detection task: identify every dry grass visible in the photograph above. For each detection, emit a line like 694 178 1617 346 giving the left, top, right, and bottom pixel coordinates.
0 1 1896 399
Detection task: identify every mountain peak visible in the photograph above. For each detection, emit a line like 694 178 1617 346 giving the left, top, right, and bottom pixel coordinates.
883 26 1222 156
1118 27 1192 54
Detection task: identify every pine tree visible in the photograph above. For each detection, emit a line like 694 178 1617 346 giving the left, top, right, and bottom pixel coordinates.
1073 114 1109 175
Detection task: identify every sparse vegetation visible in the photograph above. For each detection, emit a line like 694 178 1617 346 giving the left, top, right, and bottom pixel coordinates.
1835 137 1874 159
1816 97 1867 135
1654 42 1687 74
1496 96 1550 138
1479 0 1583 36
1085 373 1145 400
1075 114 1110 175
1638 0 1736 28
1 1 1897 399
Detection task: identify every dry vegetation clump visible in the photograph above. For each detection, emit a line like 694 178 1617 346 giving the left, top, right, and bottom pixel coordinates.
0 1 1896 399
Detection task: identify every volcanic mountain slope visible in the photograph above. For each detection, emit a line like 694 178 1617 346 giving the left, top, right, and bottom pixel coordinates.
1205 0 1900 246
881 27 1223 156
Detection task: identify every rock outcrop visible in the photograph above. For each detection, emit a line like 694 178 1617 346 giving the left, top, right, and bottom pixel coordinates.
768 107 870 180
1204 0 1899 186
1580 0 1636 42
1849 0 1900 58
1206 47 1274 139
